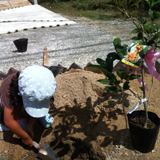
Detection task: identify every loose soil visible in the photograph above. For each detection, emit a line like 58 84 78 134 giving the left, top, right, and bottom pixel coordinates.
130 117 157 129
0 17 160 160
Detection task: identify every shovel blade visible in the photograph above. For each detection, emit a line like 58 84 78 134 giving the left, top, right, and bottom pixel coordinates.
37 145 59 160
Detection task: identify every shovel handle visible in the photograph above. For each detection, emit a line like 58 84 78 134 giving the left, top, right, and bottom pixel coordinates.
32 141 41 150
32 141 48 156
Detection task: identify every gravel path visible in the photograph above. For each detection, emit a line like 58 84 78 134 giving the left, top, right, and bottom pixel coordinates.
62 15 136 40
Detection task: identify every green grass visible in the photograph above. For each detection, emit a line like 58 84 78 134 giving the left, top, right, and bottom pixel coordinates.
40 1 122 21
40 0 159 21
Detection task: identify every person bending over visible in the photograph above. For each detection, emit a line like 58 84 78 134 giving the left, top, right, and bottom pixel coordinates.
0 65 57 147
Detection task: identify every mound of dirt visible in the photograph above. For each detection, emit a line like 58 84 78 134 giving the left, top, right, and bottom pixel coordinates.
48 69 135 159
42 69 160 160
54 69 105 108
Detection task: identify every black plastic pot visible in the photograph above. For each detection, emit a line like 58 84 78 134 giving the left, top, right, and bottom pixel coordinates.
13 38 28 52
127 110 160 153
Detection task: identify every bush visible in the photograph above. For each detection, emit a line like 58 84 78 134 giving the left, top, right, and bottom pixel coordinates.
39 0 72 3
72 0 109 10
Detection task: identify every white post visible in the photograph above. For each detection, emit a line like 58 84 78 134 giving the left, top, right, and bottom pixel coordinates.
29 0 38 4
34 0 38 4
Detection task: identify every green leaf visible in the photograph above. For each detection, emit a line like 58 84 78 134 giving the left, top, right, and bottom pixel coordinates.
115 47 126 56
111 78 121 85
144 23 160 33
147 40 155 46
131 28 140 34
123 81 130 90
104 86 121 93
123 44 128 49
145 31 160 46
86 64 109 77
139 87 145 91
129 74 141 80
153 24 160 32
148 9 153 19
129 0 141 9
107 72 117 80
116 70 129 80
97 52 121 72
148 9 160 20
131 36 140 40
104 52 121 72
113 37 121 46
115 80 121 85
113 38 128 60
141 17 147 24
144 23 154 34
107 52 121 60
97 79 110 85
146 0 160 8
96 58 107 69
105 57 114 72
152 32 160 40
86 64 99 69
145 0 151 8
143 45 149 55
137 32 143 39
151 0 160 8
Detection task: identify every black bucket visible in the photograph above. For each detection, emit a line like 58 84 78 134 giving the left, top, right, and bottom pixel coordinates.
13 38 28 52
127 110 160 153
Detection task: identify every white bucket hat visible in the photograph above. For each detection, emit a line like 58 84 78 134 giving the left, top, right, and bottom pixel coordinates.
18 65 57 118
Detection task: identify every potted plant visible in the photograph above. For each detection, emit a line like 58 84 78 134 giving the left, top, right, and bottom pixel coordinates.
87 0 160 153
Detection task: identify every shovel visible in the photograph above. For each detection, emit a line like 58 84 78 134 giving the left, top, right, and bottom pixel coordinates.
32 141 59 160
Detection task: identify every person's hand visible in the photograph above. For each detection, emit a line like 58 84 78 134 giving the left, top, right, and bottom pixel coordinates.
22 136 32 147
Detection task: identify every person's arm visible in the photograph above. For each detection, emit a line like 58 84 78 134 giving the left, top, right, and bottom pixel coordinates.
3 106 32 147
27 117 37 139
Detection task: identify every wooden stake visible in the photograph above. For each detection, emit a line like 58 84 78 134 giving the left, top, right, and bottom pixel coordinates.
43 47 48 66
